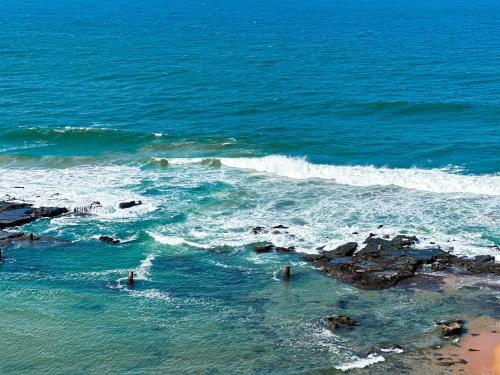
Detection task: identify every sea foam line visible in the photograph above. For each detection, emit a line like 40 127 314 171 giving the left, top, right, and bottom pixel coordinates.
154 155 500 196
336 353 386 371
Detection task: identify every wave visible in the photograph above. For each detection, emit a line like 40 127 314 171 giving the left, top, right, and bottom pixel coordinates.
148 232 211 249
134 253 157 280
336 353 386 371
153 155 500 196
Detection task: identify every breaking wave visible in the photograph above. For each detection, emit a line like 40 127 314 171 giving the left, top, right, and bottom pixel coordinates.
155 155 500 196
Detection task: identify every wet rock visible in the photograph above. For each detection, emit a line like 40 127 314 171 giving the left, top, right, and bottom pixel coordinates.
0 201 68 229
34 207 68 218
99 235 120 245
303 233 499 290
118 200 142 209
275 246 295 253
255 243 295 253
390 235 418 248
0 230 23 241
251 226 267 235
324 315 357 330
363 233 377 244
0 207 36 228
321 242 358 258
437 320 464 336
378 224 384 229
272 224 289 229
254 243 274 253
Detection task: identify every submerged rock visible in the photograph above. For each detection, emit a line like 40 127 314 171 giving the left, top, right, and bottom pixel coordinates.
324 315 357 330
254 243 295 253
118 200 142 209
251 226 268 234
99 235 121 244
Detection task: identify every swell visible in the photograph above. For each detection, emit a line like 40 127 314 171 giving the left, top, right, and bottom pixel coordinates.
1 126 157 146
155 155 500 196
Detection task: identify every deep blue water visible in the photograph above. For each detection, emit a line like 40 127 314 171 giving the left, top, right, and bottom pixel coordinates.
0 0 499 373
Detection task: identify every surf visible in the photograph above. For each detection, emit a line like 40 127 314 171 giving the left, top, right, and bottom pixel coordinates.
153 155 500 196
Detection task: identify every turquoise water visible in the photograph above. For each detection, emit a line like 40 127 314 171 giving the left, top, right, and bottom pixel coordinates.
0 0 499 373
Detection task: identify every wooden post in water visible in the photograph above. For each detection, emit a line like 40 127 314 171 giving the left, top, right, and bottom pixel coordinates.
0 249 3 263
127 271 134 287
283 265 291 281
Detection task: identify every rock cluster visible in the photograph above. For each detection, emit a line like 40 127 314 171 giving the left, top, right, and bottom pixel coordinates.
302 235 499 289
0 201 68 229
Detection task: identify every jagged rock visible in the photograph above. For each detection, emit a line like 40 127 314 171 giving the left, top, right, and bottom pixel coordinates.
275 246 295 253
119 200 142 209
363 233 377 244
303 233 499 290
324 315 357 330
437 320 463 336
99 235 120 244
272 224 289 229
34 207 68 218
254 243 295 253
251 226 267 234
321 242 357 258
254 243 274 253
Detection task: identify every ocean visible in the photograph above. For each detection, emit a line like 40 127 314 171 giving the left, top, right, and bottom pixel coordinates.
0 0 499 373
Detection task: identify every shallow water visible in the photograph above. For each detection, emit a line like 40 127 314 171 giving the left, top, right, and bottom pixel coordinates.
0 0 499 373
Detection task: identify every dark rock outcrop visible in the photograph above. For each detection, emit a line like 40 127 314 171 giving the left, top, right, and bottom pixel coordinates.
324 315 357 330
251 226 268 235
119 200 142 209
437 320 463 336
303 234 499 289
0 201 68 229
99 235 121 245
254 243 295 253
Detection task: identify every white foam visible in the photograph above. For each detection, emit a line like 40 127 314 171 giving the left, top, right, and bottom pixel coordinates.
336 353 386 371
128 289 172 302
156 155 500 196
134 253 157 280
148 232 210 249
0 165 156 220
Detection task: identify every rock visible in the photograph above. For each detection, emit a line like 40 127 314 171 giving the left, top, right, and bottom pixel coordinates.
351 231 359 235
0 230 23 241
34 207 68 218
363 233 377 243
378 224 384 229
0 207 36 228
0 201 68 229
437 320 464 336
272 224 289 229
254 243 274 253
383 234 390 239
118 200 142 209
390 235 418 248
275 246 295 253
320 242 357 259
99 235 121 244
255 243 295 253
324 315 357 330
251 226 267 234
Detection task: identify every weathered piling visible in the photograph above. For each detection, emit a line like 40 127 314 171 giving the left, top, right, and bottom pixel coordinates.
283 265 291 281
127 271 135 287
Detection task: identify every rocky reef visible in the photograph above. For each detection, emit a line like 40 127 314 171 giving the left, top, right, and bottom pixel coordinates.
303 234 499 289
